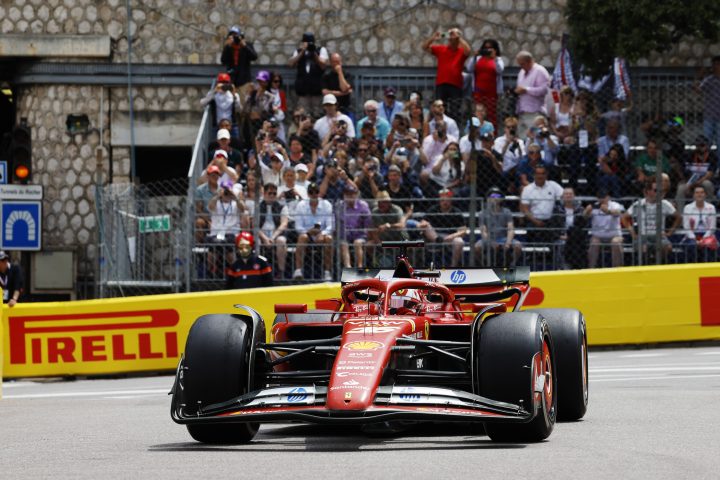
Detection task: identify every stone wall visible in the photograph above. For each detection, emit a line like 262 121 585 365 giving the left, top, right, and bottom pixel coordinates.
1 0 717 68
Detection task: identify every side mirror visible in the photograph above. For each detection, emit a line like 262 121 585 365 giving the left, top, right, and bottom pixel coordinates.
274 303 308 314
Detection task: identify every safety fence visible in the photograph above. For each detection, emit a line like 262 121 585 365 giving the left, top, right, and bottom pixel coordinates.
96 180 719 297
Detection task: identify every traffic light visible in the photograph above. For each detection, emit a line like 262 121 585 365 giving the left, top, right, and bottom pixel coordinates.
10 123 31 184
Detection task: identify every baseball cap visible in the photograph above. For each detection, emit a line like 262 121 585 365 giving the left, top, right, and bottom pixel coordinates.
324 159 338 169
217 129 231 140
207 165 221 175
268 117 279 127
294 163 308 173
220 180 234 190
302 32 315 43
213 149 228 159
384 87 397 97
343 183 358 194
387 164 402 173
256 70 270 82
487 187 504 199
229 25 242 35
270 152 283 162
307 182 320 194
0 251 8 260
217 72 231 83
438 189 453 198
322 94 337 105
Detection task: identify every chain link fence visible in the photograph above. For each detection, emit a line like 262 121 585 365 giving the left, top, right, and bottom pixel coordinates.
95 66 720 297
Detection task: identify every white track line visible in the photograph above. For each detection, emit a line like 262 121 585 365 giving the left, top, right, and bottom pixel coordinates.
593 373 720 382
617 353 667 358
591 365 720 373
3 388 168 399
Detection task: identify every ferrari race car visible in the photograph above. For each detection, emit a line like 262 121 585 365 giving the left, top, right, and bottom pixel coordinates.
170 242 588 443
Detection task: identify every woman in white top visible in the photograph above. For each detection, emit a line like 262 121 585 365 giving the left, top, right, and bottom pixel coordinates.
550 85 575 143
429 142 465 195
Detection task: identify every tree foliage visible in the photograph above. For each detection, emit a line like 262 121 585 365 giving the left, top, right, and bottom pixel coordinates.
565 0 720 77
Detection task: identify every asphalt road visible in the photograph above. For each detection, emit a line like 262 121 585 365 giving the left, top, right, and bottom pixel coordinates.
2 345 720 479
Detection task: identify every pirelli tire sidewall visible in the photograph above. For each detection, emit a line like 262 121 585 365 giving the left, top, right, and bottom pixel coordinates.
524 308 588 421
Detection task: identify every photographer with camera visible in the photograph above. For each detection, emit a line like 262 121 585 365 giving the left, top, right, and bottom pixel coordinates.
357 100 391 143
200 72 241 138
355 155 383 203
493 117 526 193
525 115 559 166
422 28 471 120
289 32 329 118
221 25 258 91
314 94 355 143
207 180 247 276
322 53 353 118
460 126 503 196
465 39 504 127
514 51 550 138
428 141 465 197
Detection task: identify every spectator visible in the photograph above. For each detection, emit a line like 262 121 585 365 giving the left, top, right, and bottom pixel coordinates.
210 128 243 172
697 55 720 149
623 181 681 263
600 96 632 135
200 72 241 137
221 25 258 90
242 71 280 136
287 106 307 137
258 151 285 186
517 144 545 191
427 99 460 139
525 116 559 166
354 154 383 203
422 120 457 171
405 98 427 137
494 116 526 191
268 72 287 142
256 183 290 278
195 164 222 241
286 135 314 174
198 150 239 186
417 189 467 268
469 102 495 137
550 85 575 143
384 112 412 151
597 119 630 160
557 187 587 269
520 164 564 244
597 144 630 199
475 188 521 267
585 190 625 268
226 232 273 289
293 182 335 280
278 166 308 205
349 139 379 177
427 141 465 196
378 87 404 124
384 164 417 213
681 186 717 261
357 100 391 142
340 183 372 268
242 170 261 220
357 121 384 160
0 251 23 307
322 53 353 117
369 190 409 266
292 110 321 164
314 94 355 142
675 135 717 208
422 28 471 119
206 180 247 275
288 32 329 118
634 138 671 187
294 163 310 190
209 118 243 152
318 158 352 203
462 129 503 196
514 51 551 137
466 38 504 127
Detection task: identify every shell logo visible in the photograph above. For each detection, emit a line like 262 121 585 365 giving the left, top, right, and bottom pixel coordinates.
344 340 384 351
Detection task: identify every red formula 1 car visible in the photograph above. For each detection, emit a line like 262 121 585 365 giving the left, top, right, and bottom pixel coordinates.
171 242 588 443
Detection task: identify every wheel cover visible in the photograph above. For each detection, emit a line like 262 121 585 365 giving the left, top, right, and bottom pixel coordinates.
541 339 554 413
581 334 589 403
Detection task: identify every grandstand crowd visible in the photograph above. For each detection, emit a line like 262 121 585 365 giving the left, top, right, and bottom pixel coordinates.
194 26 720 283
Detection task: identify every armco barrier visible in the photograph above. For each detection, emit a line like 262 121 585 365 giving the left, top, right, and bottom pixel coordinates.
1 264 719 379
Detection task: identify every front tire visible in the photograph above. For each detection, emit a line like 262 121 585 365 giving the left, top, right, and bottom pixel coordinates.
477 312 557 442
183 314 259 444
525 308 588 421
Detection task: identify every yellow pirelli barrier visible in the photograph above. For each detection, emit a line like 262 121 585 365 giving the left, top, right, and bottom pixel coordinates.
1 283 338 379
1 263 719 379
526 263 720 345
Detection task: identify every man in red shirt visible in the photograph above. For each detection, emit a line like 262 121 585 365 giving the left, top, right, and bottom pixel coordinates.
422 28 471 120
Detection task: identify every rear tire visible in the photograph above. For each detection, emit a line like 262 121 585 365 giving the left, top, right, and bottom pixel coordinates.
525 308 588 421
183 314 259 444
477 312 557 442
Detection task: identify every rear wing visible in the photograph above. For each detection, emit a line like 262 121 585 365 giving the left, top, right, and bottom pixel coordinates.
340 267 530 287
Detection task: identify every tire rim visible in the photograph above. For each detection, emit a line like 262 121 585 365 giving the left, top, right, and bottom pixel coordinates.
541 338 554 414
581 332 589 403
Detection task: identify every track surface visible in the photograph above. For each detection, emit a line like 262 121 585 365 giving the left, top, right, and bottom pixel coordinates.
2 346 720 479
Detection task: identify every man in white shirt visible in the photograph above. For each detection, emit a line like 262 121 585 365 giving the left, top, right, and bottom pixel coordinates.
293 182 335 281
493 116 526 181
427 99 460 139
681 186 717 261
623 181 681 263
313 94 355 142
584 190 625 267
520 164 563 243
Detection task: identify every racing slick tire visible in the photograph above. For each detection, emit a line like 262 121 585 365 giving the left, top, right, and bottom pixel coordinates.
183 314 259 444
477 312 557 442
524 308 588 421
